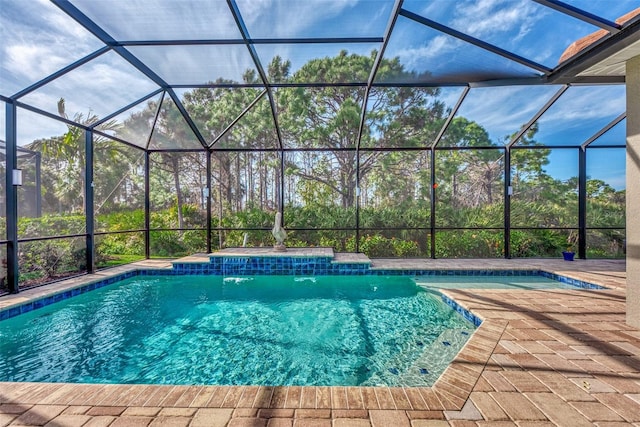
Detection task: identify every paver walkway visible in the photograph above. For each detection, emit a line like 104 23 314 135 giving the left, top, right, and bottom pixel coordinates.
1 258 636 426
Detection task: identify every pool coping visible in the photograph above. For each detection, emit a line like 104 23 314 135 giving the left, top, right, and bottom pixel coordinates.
0 261 613 412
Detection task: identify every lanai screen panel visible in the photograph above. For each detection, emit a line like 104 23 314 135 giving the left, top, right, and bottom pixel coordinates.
514 85 627 147
586 147 625 258
98 92 164 149
359 150 431 228
434 148 504 228
93 138 146 268
211 151 281 248
362 86 460 148
561 0 640 23
511 147 579 228
588 119 626 147
18 51 159 121
16 108 86 233
375 14 542 84
147 97 204 150
275 87 365 149
0 0 103 97
254 44 379 84
235 0 393 38
402 0 605 69
176 88 267 147
586 147 625 228
284 150 356 219
127 45 258 86
283 148 357 252
68 0 243 40
439 85 563 147
149 151 208 257
210 96 279 150
93 138 146 233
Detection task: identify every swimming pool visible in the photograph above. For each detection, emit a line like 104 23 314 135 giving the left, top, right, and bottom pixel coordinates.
0 275 474 387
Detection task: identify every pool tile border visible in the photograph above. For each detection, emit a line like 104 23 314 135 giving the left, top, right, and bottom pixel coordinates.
441 295 483 327
538 270 606 289
0 270 138 321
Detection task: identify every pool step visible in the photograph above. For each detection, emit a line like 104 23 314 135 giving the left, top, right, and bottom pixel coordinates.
362 327 474 387
331 252 371 264
171 248 373 275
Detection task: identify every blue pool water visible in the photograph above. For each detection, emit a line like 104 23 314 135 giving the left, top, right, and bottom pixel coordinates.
0 275 474 386
415 274 588 290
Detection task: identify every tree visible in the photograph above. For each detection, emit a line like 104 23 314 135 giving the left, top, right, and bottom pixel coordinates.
435 117 503 226
279 50 446 208
27 98 120 215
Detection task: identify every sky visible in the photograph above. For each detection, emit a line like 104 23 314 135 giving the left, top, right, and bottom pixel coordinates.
0 0 635 189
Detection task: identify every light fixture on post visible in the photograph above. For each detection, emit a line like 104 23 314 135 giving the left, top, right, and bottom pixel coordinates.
12 169 23 186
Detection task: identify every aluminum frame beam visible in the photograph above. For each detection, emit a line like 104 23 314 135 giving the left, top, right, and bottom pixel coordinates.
507 85 569 148
210 90 268 148
582 112 626 149
115 37 383 46
11 47 111 100
431 86 470 149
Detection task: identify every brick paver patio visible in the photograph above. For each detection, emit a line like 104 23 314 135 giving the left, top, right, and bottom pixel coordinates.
0 258 635 426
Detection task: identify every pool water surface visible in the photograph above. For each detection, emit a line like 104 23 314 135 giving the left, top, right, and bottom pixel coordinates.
0 275 474 387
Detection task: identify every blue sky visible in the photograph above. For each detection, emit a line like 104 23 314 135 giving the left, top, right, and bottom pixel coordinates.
0 0 634 189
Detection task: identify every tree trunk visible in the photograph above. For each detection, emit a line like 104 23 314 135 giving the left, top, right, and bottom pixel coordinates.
171 155 184 229
275 155 282 212
235 155 241 212
486 168 493 204
259 153 265 209
452 174 458 209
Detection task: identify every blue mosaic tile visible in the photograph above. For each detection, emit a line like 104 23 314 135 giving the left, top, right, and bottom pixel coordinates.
20 302 34 314
441 294 482 327
538 270 605 289
0 270 146 322
5 306 20 320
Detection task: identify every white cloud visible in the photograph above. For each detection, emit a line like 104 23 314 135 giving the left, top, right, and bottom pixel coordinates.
457 86 563 142
540 86 626 126
0 0 103 96
19 51 158 120
16 106 69 147
395 35 460 73
452 0 542 42
5 44 72 83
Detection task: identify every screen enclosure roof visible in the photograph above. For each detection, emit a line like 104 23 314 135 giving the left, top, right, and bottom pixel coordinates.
1 0 640 151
